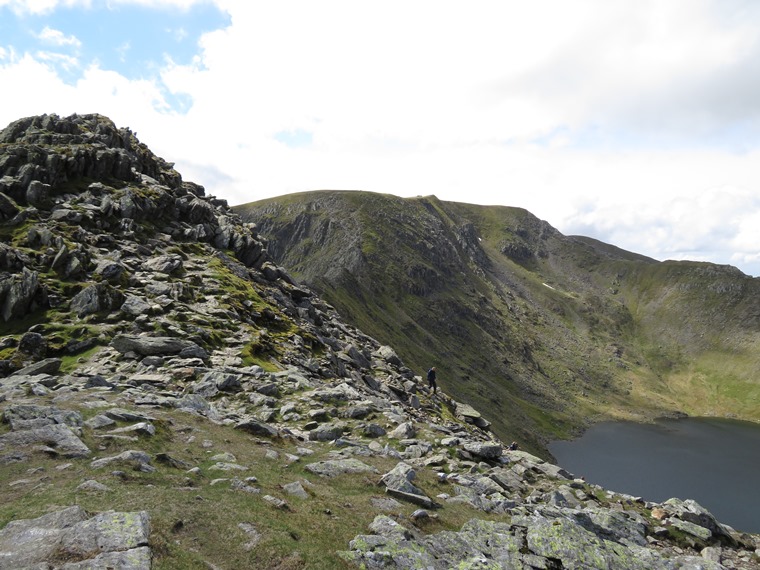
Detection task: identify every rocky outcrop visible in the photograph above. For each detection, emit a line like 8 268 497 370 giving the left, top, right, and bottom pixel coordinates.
0 506 150 569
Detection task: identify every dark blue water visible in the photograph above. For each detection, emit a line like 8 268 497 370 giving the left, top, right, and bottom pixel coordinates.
548 417 760 533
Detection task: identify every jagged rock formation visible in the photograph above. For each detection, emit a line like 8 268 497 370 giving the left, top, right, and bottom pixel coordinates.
0 114 757 568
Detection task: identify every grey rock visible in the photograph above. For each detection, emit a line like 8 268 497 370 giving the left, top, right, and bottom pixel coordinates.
210 462 248 472
83 374 116 389
25 180 49 206
410 509 430 521
669 518 713 541
0 191 19 220
70 283 122 318
262 495 289 510
369 514 411 539
489 467 527 494
0 506 89 568
282 481 309 499
235 418 279 438
84 414 116 429
50 208 83 223
662 498 735 543
104 408 156 423
363 423 387 438
2 404 82 430
76 480 112 492
108 422 156 437
59 546 152 569
142 254 183 274
462 441 503 460
0 506 150 570
380 462 427 497
342 404 374 419
90 449 152 471
534 460 575 480
701 546 723 563
210 452 237 462
0 423 90 458
345 345 371 369
179 344 209 360
342 510 728 570
308 422 345 442
376 345 402 366
197 371 242 394
304 458 378 477
120 294 153 316
230 478 261 494
386 487 438 509
94 260 126 282
174 394 211 413
111 334 202 356
58 510 150 557
388 422 416 439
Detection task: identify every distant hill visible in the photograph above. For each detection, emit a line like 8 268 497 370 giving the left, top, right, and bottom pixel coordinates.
235 190 760 454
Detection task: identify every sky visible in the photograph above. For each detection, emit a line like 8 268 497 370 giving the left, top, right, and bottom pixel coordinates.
1 1 760 276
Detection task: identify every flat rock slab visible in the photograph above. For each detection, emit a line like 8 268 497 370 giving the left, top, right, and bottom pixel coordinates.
111 335 201 356
0 505 150 569
0 423 91 458
305 458 378 477
90 449 152 470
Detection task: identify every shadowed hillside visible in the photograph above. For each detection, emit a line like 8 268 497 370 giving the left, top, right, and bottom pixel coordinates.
235 191 760 454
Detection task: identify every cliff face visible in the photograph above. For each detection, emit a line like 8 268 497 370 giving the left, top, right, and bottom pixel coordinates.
235 191 760 453
0 114 757 569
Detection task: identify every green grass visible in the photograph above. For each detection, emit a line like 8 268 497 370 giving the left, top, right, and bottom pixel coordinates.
0 396 523 570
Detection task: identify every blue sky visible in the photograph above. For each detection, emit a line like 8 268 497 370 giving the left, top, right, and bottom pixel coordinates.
1 0 759 276
0 1 228 109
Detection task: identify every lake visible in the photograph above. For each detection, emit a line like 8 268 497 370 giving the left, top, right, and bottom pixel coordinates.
548 417 760 534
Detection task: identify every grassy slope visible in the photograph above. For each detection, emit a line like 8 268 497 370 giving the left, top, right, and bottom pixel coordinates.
235 191 760 455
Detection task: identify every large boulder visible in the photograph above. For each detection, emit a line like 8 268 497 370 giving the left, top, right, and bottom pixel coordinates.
0 506 151 569
462 440 503 460
0 268 44 321
70 282 123 318
142 254 183 274
0 423 90 457
13 358 62 376
304 458 378 478
111 335 202 356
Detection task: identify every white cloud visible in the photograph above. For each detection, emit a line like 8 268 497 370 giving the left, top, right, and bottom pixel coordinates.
0 0 219 15
0 0 90 16
36 26 81 48
1 0 760 275
34 50 79 71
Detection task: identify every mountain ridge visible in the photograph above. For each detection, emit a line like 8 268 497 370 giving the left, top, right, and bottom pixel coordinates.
235 189 760 453
0 113 758 568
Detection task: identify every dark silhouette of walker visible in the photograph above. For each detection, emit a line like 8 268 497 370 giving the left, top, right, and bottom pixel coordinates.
427 366 437 394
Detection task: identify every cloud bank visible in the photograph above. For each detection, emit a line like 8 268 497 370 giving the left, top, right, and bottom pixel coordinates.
1 0 759 275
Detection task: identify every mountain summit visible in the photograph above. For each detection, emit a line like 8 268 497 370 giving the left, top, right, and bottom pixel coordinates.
235 190 760 451
0 114 757 568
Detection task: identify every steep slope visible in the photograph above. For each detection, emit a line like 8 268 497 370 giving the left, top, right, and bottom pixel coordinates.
235 191 760 453
0 114 758 569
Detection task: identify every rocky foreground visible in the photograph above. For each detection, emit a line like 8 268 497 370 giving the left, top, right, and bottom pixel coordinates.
0 114 758 569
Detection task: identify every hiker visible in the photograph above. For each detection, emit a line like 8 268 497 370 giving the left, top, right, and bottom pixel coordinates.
427 366 437 394
507 441 519 451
